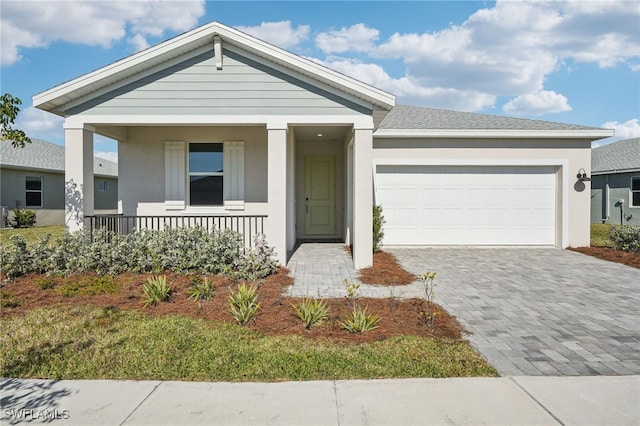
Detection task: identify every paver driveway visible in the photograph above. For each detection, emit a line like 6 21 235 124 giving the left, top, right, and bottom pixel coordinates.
388 247 640 376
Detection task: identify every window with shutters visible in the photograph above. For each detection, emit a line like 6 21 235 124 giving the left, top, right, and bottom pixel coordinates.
165 140 244 211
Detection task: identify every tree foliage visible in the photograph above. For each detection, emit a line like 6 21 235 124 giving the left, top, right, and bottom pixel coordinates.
1 93 31 148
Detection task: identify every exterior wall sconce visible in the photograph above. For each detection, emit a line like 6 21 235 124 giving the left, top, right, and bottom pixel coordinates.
576 168 591 182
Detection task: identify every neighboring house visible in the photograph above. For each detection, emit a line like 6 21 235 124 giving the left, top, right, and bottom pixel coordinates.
590 137 640 226
1 138 118 227
32 21 611 267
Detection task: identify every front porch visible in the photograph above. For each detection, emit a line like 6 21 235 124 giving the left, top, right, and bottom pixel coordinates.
65 120 375 268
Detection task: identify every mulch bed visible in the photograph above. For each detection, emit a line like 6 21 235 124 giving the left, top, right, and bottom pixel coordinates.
569 246 640 269
0 268 464 344
343 247 417 286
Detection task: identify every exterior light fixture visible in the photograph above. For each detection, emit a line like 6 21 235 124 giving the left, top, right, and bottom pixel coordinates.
316 133 323 137
576 168 591 182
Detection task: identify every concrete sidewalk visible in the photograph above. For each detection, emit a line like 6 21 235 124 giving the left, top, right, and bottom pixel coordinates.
2 376 638 425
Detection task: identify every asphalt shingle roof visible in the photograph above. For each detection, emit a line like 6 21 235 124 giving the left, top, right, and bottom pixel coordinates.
1 138 118 177
378 105 601 131
592 137 640 174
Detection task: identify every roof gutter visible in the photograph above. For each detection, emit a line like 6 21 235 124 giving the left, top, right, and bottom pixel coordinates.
592 168 640 175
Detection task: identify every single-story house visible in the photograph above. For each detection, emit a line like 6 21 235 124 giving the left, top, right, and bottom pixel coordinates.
590 137 640 225
1 138 118 227
32 21 612 267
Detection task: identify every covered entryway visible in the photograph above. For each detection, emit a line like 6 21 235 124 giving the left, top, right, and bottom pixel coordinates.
375 165 557 245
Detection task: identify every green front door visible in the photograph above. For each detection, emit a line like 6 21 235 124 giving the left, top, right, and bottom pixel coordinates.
305 156 335 235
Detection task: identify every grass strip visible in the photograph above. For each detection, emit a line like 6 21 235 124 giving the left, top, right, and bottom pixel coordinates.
0 225 65 248
1 306 497 381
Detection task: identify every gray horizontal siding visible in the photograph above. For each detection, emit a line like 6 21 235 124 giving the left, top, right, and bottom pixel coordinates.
69 48 371 116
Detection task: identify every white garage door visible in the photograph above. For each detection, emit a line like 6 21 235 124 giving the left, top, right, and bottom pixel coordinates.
375 165 557 245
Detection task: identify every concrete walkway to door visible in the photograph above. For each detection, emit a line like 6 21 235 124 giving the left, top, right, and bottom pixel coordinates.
287 244 640 376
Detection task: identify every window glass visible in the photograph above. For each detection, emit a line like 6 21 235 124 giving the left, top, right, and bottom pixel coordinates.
188 143 223 206
189 143 223 173
98 180 107 192
632 177 640 207
26 177 42 191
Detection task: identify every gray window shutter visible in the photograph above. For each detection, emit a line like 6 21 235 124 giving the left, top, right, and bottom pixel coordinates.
223 141 244 210
165 141 186 210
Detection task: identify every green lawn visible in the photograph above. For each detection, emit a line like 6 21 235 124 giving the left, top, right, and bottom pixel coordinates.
591 223 614 247
0 225 66 248
0 306 497 381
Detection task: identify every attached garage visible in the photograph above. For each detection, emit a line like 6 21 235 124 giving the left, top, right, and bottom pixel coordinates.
375 165 558 246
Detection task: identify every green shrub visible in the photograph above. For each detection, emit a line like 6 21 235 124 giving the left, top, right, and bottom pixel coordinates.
341 305 381 333
11 209 36 228
228 283 260 325
373 205 385 253
418 271 437 304
609 225 640 253
142 275 171 307
0 226 278 280
293 298 329 329
57 276 119 297
188 276 214 302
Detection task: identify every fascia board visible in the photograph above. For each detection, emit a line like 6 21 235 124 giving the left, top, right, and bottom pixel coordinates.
373 129 615 139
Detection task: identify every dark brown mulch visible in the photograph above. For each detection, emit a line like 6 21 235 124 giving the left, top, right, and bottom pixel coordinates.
569 246 640 269
344 246 417 286
0 268 464 344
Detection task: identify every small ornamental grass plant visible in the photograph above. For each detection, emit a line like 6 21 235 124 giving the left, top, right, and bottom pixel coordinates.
57 275 119 297
293 297 329 329
341 305 381 333
228 283 260 325
187 276 214 302
142 275 172 307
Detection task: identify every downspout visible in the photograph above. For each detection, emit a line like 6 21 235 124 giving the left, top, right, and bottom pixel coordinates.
605 175 610 222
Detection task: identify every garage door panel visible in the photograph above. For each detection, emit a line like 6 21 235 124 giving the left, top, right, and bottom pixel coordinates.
376 165 556 246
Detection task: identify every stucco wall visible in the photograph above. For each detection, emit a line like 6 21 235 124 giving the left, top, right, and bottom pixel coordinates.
1 168 118 226
372 137 593 247
591 172 640 226
119 126 268 216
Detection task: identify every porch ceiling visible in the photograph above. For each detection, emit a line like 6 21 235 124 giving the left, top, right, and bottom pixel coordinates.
292 125 351 143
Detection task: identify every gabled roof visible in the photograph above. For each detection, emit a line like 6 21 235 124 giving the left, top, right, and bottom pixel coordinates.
33 21 395 115
0 139 118 177
374 105 613 139
592 137 640 174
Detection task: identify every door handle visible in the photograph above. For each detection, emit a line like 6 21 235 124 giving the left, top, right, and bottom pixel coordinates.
305 197 309 214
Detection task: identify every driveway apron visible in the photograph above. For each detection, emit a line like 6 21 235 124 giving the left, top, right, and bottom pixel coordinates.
388 247 640 376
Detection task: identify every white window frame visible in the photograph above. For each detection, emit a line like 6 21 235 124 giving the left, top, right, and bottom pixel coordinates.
25 176 43 208
187 142 224 208
630 176 640 208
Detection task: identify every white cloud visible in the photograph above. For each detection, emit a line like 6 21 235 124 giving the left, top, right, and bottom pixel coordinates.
367 0 639 111
1 0 205 65
601 118 640 139
316 24 379 54
503 90 572 115
128 34 150 52
235 21 310 49
16 107 64 139
318 57 495 111
95 151 118 163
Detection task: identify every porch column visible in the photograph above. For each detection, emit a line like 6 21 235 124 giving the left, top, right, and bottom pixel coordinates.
352 128 373 268
64 124 94 233
267 124 288 266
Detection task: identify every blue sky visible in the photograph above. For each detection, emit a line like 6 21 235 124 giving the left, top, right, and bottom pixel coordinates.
2 0 639 162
